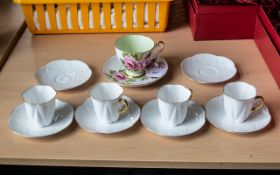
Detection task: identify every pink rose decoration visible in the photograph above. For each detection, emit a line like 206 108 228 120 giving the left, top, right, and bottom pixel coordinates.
124 55 152 70
140 58 152 69
124 56 138 70
112 71 126 81
124 56 141 70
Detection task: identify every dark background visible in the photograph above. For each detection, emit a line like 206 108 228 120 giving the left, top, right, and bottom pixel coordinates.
1 166 280 175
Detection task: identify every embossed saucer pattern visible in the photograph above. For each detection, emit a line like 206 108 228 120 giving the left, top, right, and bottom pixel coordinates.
181 53 237 84
36 60 92 90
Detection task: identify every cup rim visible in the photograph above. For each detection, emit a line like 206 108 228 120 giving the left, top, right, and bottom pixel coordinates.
223 81 257 101
157 84 192 104
115 35 155 53
21 85 56 105
90 82 123 101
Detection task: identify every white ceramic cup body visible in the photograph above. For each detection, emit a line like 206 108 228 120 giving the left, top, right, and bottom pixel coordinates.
22 85 56 128
223 81 263 123
90 83 127 124
157 84 192 126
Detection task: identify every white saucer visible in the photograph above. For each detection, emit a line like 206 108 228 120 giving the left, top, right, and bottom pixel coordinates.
8 99 74 138
181 53 237 84
103 55 168 87
205 95 271 133
36 60 92 90
75 96 141 134
141 99 206 137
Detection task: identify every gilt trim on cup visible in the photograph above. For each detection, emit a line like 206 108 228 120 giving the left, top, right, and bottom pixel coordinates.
223 81 257 101
157 84 192 104
21 85 56 105
115 35 155 53
90 82 123 101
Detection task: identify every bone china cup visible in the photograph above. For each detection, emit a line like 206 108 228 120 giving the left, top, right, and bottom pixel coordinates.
115 35 165 78
22 85 56 128
157 84 192 126
223 81 264 123
90 82 128 124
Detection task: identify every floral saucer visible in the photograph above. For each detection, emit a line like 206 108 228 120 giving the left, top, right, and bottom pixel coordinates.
103 55 168 87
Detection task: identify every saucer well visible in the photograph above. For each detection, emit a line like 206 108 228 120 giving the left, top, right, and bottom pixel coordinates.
141 99 206 137
36 60 92 90
181 53 237 84
205 95 271 133
103 55 168 87
8 99 74 138
75 96 141 134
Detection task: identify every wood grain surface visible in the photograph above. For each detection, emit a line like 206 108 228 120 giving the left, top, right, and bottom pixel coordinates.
0 0 280 169
0 0 25 71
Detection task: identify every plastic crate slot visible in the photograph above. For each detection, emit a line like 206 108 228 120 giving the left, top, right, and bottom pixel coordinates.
81 3 89 30
114 3 122 29
103 3 111 29
35 4 46 30
69 4 78 30
16 0 171 33
136 2 144 29
158 2 168 30
47 4 57 30
148 2 155 30
92 3 100 30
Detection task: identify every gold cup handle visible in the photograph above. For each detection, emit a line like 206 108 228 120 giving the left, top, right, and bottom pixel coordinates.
118 99 129 115
251 96 264 113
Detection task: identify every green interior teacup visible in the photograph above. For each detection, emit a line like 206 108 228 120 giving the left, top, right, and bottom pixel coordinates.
115 35 155 53
115 35 164 78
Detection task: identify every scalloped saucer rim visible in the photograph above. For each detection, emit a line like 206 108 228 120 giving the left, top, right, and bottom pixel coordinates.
103 55 168 87
141 99 206 137
205 95 271 133
8 99 74 138
75 96 141 134
36 59 92 90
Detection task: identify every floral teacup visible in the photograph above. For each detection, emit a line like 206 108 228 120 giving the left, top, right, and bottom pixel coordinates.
115 35 164 78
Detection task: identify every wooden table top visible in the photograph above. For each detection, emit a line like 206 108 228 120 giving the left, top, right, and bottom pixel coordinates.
1 0 280 169
0 0 25 71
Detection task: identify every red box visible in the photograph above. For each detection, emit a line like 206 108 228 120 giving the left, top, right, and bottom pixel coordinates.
258 7 280 53
187 0 259 40
254 8 280 89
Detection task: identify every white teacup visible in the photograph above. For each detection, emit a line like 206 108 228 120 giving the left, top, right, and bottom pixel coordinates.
22 85 56 128
90 82 128 124
157 84 192 126
223 81 264 123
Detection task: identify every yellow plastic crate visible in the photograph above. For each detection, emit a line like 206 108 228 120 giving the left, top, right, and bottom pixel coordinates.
14 0 172 34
